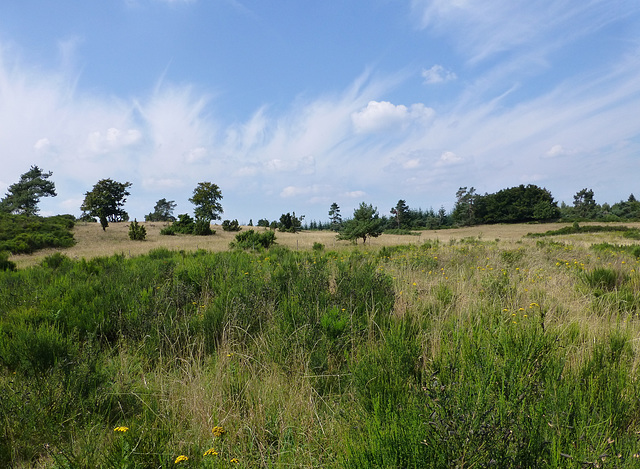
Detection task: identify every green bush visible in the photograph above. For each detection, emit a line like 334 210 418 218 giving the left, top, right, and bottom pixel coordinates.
0 213 75 254
230 229 276 249
222 219 242 231
128 219 147 240
0 251 16 271
192 219 213 236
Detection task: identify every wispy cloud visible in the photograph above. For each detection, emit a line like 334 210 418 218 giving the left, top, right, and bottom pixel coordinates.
412 0 640 64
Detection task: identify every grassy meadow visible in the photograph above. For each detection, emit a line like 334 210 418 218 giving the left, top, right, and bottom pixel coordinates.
3 222 640 467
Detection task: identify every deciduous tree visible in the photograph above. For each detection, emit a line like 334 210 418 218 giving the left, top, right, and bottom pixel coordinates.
80 179 132 230
189 182 223 222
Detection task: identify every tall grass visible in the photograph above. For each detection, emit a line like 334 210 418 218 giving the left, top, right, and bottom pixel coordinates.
1 237 640 467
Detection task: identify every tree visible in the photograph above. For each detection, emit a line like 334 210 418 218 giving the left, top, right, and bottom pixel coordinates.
145 198 177 222
390 199 410 229
0 165 56 216
328 202 342 231
452 187 478 226
573 188 597 219
189 182 223 222
80 179 132 230
279 212 304 233
338 202 384 244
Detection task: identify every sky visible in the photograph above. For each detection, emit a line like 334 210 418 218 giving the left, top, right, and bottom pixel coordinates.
1 0 640 223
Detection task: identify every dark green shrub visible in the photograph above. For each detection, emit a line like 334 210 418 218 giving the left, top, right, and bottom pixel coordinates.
172 214 195 234
128 219 146 240
312 242 324 251
40 252 72 270
192 219 213 236
0 251 16 271
222 219 242 231
159 225 175 235
230 229 276 249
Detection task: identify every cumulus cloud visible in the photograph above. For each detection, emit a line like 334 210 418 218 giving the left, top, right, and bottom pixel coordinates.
422 65 457 84
545 144 573 158
436 151 463 166
402 158 421 169
351 100 434 133
345 190 366 198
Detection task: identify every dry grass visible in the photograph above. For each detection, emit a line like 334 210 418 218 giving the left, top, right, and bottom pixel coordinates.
10 220 640 269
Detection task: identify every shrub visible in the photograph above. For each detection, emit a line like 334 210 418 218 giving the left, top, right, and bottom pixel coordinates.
230 229 276 250
312 242 324 252
0 251 16 271
192 219 213 236
222 219 242 231
128 219 146 240
40 253 72 270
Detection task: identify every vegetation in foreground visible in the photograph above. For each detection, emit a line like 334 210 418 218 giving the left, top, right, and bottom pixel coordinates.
2 234 640 467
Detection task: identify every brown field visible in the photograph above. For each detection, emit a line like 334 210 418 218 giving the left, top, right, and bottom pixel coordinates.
10 220 640 269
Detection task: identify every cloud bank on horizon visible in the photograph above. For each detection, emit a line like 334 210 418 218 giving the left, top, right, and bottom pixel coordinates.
1 0 639 222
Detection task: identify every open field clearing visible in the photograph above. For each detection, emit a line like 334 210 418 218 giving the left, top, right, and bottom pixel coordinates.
10 220 640 269
3 223 640 467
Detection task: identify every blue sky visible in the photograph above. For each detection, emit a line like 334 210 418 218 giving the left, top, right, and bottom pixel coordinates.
1 0 640 223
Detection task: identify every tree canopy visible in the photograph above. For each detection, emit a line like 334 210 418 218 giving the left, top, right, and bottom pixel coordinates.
145 198 177 222
189 182 223 222
338 202 384 244
0 165 57 216
80 179 132 230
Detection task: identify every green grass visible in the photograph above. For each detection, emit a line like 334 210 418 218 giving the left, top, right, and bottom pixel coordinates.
2 237 640 467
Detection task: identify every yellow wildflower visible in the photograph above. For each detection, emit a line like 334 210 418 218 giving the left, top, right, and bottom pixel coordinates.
204 448 218 457
174 455 188 464
230 458 239 464
212 426 225 437
113 426 129 432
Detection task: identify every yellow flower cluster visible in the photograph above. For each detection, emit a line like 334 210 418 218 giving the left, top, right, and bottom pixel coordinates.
174 455 188 464
203 448 218 457
113 426 129 432
212 426 225 437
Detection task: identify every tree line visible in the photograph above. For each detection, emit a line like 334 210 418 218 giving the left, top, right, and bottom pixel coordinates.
2 165 639 244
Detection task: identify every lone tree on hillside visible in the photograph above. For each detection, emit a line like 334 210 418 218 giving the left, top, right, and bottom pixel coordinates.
145 198 177 222
0 165 57 216
338 202 384 244
189 182 223 222
80 178 132 230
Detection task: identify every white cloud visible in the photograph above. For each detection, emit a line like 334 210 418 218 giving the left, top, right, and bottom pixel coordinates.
422 65 457 84
142 177 184 190
545 144 575 158
436 151 463 166
345 190 366 198
351 100 434 133
402 158 421 169
412 0 640 64
34 138 51 151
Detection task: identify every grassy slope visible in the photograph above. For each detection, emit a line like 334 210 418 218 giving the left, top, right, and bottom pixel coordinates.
10 220 640 269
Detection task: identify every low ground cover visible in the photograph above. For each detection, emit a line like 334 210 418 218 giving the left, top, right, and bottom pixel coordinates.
2 230 640 467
